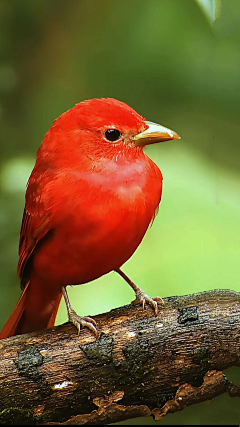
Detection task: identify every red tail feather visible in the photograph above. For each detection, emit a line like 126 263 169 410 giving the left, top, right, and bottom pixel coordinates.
0 280 62 339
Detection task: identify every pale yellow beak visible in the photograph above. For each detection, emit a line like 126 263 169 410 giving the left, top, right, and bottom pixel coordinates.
134 121 180 146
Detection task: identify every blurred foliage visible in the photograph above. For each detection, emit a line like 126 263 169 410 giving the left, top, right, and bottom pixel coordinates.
0 0 239 424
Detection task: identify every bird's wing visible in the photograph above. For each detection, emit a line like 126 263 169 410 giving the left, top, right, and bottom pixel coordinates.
17 168 54 287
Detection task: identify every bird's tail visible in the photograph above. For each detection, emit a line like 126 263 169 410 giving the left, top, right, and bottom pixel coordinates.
0 280 62 339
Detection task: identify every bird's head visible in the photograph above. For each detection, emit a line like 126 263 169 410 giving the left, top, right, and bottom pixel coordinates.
40 98 180 167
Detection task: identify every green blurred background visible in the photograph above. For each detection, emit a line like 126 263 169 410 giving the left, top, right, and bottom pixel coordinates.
0 0 239 424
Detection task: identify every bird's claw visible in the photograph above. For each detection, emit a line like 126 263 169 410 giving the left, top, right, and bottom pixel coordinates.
131 290 165 315
67 308 99 337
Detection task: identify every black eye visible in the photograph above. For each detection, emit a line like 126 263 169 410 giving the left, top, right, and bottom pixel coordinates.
105 129 121 142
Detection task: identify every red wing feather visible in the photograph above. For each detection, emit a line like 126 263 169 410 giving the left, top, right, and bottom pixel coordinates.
17 168 53 283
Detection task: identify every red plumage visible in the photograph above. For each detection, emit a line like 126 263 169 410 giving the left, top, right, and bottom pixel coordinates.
0 98 179 339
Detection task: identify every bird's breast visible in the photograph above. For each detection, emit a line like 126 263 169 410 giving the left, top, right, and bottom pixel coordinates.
66 156 161 252
33 155 162 285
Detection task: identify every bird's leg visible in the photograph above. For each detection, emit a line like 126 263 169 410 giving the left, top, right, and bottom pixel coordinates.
116 268 164 315
62 286 99 337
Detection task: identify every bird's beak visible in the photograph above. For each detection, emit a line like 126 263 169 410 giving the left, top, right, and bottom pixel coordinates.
134 121 180 147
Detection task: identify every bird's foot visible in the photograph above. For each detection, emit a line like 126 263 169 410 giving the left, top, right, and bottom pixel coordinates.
67 306 99 337
131 290 165 315
115 268 165 315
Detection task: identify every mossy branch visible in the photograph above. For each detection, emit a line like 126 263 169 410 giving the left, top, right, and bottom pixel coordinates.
0 289 239 425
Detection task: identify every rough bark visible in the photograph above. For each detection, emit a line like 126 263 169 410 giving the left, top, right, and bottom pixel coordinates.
0 289 239 425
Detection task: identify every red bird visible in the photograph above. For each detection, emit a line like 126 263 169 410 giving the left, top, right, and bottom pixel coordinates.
0 98 179 339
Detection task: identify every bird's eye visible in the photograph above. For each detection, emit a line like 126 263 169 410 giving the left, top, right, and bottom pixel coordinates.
104 129 121 142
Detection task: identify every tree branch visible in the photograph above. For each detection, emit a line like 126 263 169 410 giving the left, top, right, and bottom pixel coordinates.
0 289 239 425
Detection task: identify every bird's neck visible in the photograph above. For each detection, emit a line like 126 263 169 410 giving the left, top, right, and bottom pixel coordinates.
69 151 151 200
